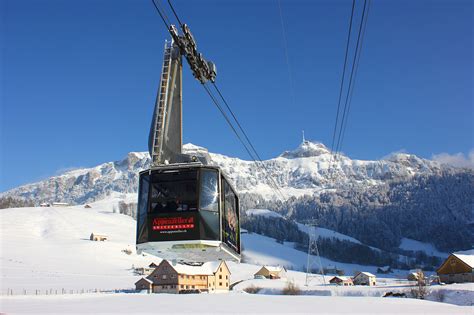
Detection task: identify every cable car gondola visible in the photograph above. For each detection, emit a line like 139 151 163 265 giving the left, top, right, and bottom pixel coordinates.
136 27 240 262
136 164 240 262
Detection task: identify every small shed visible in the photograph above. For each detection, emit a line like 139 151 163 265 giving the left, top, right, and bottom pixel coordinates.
353 272 376 286
436 252 474 283
90 233 108 241
135 277 153 292
254 266 287 279
329 276 353 286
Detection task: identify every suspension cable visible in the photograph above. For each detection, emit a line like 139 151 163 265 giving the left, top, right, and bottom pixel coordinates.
333 0 369 160
151 0 171 29
277 0 297 112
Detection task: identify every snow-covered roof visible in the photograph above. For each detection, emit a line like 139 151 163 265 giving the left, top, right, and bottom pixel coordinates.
330 276 351 281
172 261 223 276
136 277 153 284
262 265 285 272
453 252 474 268
357 272 375 277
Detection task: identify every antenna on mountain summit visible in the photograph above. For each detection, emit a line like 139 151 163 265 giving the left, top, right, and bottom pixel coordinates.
302 130 306 143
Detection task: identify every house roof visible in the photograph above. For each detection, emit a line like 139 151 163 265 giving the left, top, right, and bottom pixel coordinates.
261 265 284 273
172 261 224 276
330 276 351 281
453 253 474 269
135 277 153 284
356 272 375 277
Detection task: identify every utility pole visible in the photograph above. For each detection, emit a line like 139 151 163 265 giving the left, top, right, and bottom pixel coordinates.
305 223 326 286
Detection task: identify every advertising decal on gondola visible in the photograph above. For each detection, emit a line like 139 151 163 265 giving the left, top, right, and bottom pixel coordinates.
149 213 200 241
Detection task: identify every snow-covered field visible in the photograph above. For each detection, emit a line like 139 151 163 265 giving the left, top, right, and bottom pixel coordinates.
1 201 472 314
1 293 470 314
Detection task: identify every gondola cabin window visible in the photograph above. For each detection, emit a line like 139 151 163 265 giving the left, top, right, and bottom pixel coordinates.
150 170 198 213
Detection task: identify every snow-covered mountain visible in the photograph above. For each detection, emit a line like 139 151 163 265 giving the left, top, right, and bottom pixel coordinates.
0 140 450 204
1 141 472 253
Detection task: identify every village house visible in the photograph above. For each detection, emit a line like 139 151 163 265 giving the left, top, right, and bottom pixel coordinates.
329 276 353 286
436 252 474 284
254 265 287 279
353 272 376 286
89 233 108 241
135 259 231 293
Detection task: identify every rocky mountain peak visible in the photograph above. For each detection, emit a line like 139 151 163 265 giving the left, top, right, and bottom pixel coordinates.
280 140 331 159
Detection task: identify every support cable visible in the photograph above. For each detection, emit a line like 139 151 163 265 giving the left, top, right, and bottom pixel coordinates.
333 0 368 160
277 0 297 111
156 0 287 203
212 83 287 201
338 0 371 153
151 0 171 29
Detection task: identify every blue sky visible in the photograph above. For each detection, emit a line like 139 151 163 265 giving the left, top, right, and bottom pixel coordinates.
1 0 472 192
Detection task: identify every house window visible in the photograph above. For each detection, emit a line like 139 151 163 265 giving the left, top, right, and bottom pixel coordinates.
192 285 195 289
180 285 184 288
186 285 189 289
226 275 228 279
226 282 228 287
219 275 222 279
162 275 167 279
187 275 190 279
220 268 222 272
219 282 222 286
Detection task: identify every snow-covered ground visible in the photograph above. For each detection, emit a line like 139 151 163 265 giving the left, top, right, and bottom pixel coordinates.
1 201 472 314
1 293 471 314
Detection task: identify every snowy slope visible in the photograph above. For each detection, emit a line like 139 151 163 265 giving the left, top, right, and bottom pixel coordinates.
1 201 473 313
0 201 384 294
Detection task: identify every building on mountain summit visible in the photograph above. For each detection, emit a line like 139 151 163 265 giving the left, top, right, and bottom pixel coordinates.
135 260 231 293
436 253 474 283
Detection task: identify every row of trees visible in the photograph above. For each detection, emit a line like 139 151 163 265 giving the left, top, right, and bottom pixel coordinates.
0 196 34 209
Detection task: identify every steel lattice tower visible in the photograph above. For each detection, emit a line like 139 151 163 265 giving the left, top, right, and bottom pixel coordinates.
305 224 326 286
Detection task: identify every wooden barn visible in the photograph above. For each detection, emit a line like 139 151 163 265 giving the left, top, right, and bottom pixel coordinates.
436 253 474 284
